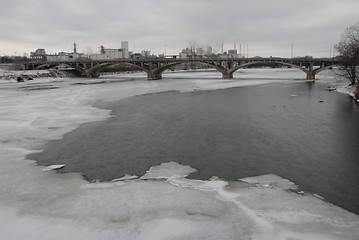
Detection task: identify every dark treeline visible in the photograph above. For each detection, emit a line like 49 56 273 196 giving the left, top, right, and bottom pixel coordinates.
0 56 29 63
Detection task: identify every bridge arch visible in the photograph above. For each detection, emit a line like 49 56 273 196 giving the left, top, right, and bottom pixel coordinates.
36 63 60 70
90 60 227 80
313 64 339 76
144 60 320 80
143 60 231 80
138 59 336 80
25 58 339 80
229 61 313 79
35 63 87 77
84 61 152 78
230 61 337 80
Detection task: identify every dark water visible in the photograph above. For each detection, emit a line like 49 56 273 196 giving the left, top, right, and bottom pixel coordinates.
29 81 359 214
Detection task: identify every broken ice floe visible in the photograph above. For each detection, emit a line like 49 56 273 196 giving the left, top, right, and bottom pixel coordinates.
240 174 298 190
111 174 139 182
42 164 65 171
140 161 197 180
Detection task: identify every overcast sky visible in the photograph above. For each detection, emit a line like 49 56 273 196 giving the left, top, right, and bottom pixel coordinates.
0 0 358 57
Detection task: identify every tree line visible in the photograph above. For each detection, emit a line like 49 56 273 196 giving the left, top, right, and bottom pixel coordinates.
336 22 359 87
0 56 28 63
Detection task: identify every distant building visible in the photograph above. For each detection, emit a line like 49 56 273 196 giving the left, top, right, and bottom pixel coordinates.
179 48 195 58
90 48 125 60
141 50 151 58
228 49 239 58
180 46 215 58
121 41 129 58
131 53 143 59
196 48 205 56
206 46 213 56
47 52 85 62
89 41 130 60
30 49 47 61
47 52 65 62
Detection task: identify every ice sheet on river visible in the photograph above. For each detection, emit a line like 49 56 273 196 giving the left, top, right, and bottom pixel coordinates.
0 70 358 239
1 158 358 240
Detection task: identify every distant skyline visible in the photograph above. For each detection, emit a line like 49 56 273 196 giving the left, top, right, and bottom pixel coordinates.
0 0 358 58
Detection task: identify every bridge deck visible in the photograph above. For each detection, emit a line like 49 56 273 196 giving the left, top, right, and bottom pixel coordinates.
23 57 339 80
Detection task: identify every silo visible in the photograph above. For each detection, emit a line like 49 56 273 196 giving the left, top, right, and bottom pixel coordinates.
121 41 129 58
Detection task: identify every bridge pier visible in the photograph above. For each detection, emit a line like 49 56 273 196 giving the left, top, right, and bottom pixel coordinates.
146 71 162 80
222 71 233 79
306 63 315 80
306 72 315 80
81 69 100 78
90 71 101 78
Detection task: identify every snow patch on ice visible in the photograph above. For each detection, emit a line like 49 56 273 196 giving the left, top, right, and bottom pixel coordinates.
169 178 228 191
240 174 298 190
313 193 325 200
140 161 197 180
111 174 139 182
42 164 65 171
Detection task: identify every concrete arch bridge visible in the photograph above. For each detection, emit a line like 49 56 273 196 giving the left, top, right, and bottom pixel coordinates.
25 57 338 80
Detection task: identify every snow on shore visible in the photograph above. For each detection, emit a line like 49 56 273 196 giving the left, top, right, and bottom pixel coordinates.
0 69 358 240
337 84 359 102
0 69 64 82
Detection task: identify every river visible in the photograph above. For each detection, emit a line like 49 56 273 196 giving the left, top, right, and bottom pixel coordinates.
29 70 359 214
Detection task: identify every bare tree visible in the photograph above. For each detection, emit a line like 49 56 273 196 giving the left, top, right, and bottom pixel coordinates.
336 23 359 86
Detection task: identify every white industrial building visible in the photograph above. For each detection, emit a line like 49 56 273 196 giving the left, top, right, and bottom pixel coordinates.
44 41 130 62
90 41 130 60
47 52 85 62
227 49 239 58
90 49 124 60
121 41 129 58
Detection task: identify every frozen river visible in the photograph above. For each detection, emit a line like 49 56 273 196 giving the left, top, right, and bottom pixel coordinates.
31 72 359 215
1 68 359 239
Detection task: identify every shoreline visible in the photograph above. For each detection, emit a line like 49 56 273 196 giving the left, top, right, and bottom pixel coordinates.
0 69 65 82
337 84 359 102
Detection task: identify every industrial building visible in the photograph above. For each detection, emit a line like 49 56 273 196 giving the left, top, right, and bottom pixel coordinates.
30 49 47 61
89 41 129 60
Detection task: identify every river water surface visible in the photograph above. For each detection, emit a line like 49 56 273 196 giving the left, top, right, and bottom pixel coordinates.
30 72 359 214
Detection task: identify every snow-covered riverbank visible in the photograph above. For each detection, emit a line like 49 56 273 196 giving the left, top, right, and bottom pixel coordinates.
337 84 359 102
0 69 65 82
0 69 358 240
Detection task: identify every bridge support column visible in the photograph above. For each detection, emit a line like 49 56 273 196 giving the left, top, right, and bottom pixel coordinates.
222 71 233 79
146 71 162 80
306 72 315 80
82 70 100 78
81 72 90 78
90 71 101 78
306 62 315 80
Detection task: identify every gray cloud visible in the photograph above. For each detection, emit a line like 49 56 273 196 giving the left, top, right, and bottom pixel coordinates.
1 0 358 57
